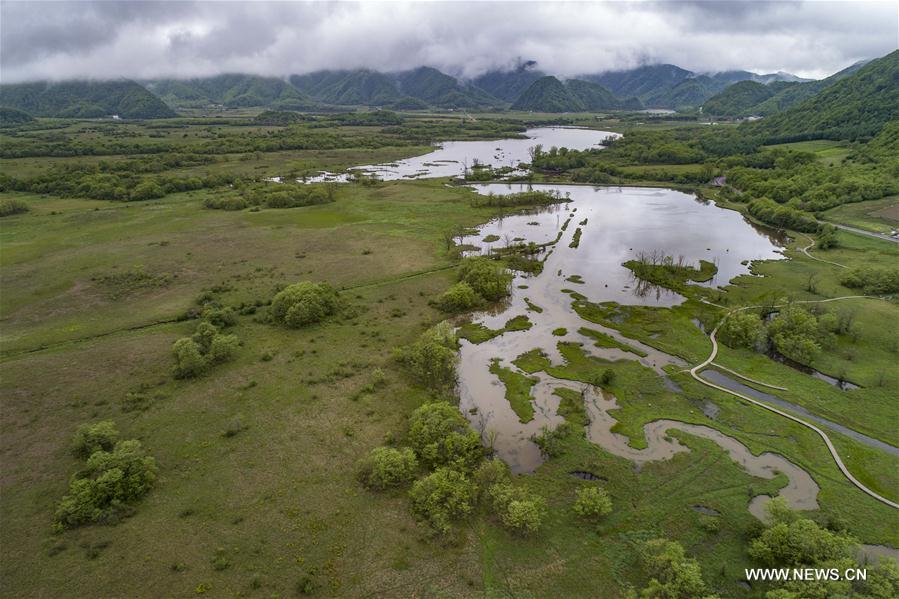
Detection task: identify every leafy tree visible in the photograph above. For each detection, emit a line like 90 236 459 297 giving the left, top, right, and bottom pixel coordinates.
55 440 158 529
457 257 512 302
407 402 482 470
207 334 239 364
767 306 823 363
488 482 546 534
270 281 339 328
393 322 459 390
408 468 475 534
719 311 767 349
573 485 613 520
357 446 418 490
472 459 511 501
749 517 855 567
435 282 481 312
172 337 208 378
71 421 119 458
637 538 718 599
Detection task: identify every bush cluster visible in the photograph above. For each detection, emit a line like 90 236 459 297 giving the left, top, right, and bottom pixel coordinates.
270 281 339 328
56 433 157 529
840 266 899 295
172 310 240 379
203 182 334 211
0 198 29 217
393 322 459 391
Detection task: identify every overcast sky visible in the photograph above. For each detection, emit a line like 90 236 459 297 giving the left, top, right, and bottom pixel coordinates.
2 1 897 83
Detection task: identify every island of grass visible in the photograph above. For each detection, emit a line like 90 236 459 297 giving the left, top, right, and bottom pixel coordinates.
483 234 500 243
569 227 583 248
552 327 568 336
489 359 537 423
623 253 717 293
565 274 585 284
578 327 648 357
524 297 543 313
512 349 552 374
457 314 532 344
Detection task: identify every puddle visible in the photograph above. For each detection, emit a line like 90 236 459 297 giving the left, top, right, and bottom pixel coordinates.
692 505 721 516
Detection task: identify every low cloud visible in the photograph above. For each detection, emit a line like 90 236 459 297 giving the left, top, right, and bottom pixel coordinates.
2 1 896 83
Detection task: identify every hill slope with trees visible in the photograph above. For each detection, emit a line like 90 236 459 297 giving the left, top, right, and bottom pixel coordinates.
145 74 318 110
0 80 176 119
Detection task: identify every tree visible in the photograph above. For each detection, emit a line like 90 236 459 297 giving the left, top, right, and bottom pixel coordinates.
270 281 339 327
435 282 481 312
573 485 613 520
208 333 239 364
55 440 158 529
489 482 546 534
472 458 511 501
767 306 822 363
719 311 767 349
638 538 717 599
71 421 119 458
457 257 512 302
408 468 475 534
358 446 418 490
172 337 208 378
393 322 459 391
407 402 483 470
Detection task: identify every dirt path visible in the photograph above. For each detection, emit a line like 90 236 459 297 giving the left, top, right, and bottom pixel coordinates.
798 233 848 268
690 295 899 510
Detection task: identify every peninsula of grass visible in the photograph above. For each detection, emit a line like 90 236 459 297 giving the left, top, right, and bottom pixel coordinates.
578 327 648 357
489 358 537 423
457 314 532 344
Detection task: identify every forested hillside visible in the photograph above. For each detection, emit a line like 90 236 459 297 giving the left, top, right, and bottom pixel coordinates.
393 67 501 109
145 74 318 110
751 50 898 141
0 80 175 119
289 70 405 106
511 76 641 112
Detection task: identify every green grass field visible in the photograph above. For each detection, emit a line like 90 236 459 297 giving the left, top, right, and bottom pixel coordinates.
2 115 897 598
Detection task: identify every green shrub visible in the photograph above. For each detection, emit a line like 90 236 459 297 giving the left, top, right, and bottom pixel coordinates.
435 282 481 312
457 257 512 302
719 310 767 349
172 337 208 378
202 306 237 328
408 402 483 470
55 440 158 529
71 421 119 459
767 306 822 363
358 446 418 490
840 266 899 294
638 538 712 598
208 334 239 364
393 322 459 390
488 482 546 534
0 198 29 217
203 196 248 211
409 468 475 534
270 281 339 327
573 485 613 520
533 422 572 458
472 459 511 501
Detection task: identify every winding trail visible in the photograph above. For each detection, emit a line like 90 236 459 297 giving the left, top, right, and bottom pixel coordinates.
690 295 899 510
798 233 848 268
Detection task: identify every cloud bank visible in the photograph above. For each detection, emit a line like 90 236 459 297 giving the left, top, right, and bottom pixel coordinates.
2 1 896 83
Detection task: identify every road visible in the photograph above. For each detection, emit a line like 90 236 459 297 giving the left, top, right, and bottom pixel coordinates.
830 222 899 244
690 296 899 511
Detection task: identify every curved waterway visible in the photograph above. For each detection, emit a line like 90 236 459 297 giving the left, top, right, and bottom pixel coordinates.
305 127 616 182
455 184 822 518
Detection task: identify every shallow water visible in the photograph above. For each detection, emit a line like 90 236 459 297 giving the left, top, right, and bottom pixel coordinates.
581 389 819 519
305 127 616 182
457 185 787 471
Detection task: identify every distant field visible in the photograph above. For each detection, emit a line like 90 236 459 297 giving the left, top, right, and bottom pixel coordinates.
822 195 899 234
765 139 852 165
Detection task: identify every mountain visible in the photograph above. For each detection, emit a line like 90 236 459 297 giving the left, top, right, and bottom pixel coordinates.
0 80 176 119
472 61 546 102
0 106 36 126
510 76 642 112
751 50 899 141
701 80 781 116
580 64 808 109
393 67 500 109
511 76 584 112
289 70 404 106
145 74 317 110
703 58 875 117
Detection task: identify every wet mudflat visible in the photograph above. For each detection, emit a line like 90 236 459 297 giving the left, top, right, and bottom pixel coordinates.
456 184 824 518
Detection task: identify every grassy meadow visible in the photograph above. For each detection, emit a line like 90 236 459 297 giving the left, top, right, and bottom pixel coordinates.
1 114 897 598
